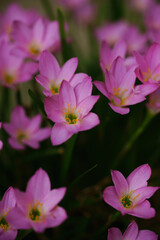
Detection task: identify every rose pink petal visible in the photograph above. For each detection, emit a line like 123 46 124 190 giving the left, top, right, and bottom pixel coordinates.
51 123 73 146
111 170 128 198
107 227 122 240
79 112 100 131
123 221 138 240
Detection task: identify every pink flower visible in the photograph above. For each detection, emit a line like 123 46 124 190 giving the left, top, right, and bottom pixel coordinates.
11 17 61 60
108 221 158 240
44 79 100 145
135 43 160 85
0 3 39 40
100 41 126 72
3 106 51 150
35 51 78 96
95 21 129 46
0 187 17 240
0 40 38 88
103 164 159 219
7 169 67 233
94 57 157 114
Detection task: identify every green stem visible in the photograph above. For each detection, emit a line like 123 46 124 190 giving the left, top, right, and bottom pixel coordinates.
60 134 77 184
111 111 155 169
16 87 21 105
1 87 10 122
40 0 55 20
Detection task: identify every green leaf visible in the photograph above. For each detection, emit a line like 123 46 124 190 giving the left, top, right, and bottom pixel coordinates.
28 89 46 116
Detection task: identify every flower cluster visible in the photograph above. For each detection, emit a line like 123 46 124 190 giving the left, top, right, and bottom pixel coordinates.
0 169 67 239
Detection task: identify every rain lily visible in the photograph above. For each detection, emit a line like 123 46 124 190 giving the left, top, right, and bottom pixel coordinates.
0 3 38 40
108 221 158 240
145 3 160 31
94 56 158 114
0 187 17 240
3 106 51 150
44 80 100 145
134 43 160 85
0 40 38 88
35 51 78 96
130 0 155 12
7 169 67 232
11 17 61 60
100 41 126 72
103 164 159 219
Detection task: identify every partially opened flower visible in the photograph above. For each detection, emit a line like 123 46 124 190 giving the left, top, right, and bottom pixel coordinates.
108 221 158 240
44 79 100 145
0 187 17 240
3 106 51 150
11 17 61 60
0 40 38 88
7 169 67 233
100 41 126 72
94 56 158 114
103 164 159 219
35 51 78 96
134 43 160 85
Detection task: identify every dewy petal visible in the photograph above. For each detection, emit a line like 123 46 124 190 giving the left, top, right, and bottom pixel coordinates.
107 227 122 240
123 222 138 240
59 80 76 109
44 96 63 123
127 200 156 219
103 186 123 213
127 164 151 191
79 112 100 131
108 103 130 115
74 77 92 104
51 123 73 146
26 168 51 201
57 57 78 84
45 206 67 228
39 50 60 79
137 230 158 240
43 187 66 212
111 170 128 198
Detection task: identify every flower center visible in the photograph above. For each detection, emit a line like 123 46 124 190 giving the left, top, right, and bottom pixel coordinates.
17 131 28 144
113 88 129 106
3 73 15 84
50 83 59 95
0 217 9 231
120 195 133 208
63 104 79 125
65 112 78 124
29 202 42 221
